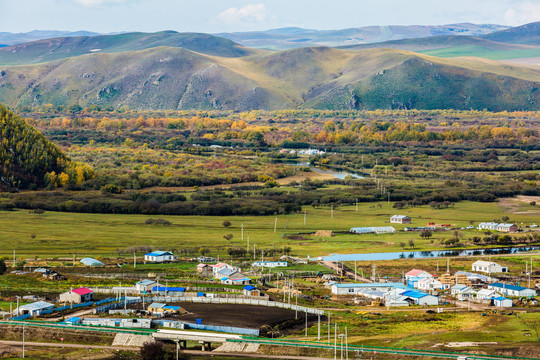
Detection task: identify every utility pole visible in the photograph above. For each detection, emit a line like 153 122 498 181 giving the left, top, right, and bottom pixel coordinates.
247 232 250 254
241 223 244 242
13 250 15 267
328 313 330 345
355 199 358 212
345 326 348 360
133 252 136 268
447 258 450 274
387 192 390 205
334 324 337 360
22 323 25 358
354 260 357 281
305 311 308 336
274 217 277 233
372 264 376 282
304 209 307 225
318 314 321 342
331 204 334 219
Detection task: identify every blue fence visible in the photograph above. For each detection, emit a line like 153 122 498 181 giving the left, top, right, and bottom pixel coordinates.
54 301 94 312
93 298 141 314
185 322 259 336
95 297 119 306
10 314 31 321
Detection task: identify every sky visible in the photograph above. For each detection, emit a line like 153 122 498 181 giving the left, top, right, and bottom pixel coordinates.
1 0 540 34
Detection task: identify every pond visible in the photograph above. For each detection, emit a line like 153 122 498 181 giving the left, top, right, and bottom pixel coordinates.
278 160 365 180
320 246 540 262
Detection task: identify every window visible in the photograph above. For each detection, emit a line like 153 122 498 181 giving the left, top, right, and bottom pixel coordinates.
348 289 355 293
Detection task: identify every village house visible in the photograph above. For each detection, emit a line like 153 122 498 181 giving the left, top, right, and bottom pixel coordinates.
450 284 477 300
59 287 94 304
476 288 500 301
135 279 156 293
390 215 412 224
405 269 433 280
243 285 261 297
488 282 537 297
211 263 239 277
478 222 499 231
495 223 518 233
417 277 446 291
144 251 176 263
252 261 288 268
472 261 508 273
331 283 407 295
401 290 439 306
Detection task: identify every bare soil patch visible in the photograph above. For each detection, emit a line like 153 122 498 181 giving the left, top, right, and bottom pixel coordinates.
165 303 300 329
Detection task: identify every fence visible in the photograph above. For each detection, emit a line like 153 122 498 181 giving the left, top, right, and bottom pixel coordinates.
150 296 324 315
10 314 31 321
152 319 258 336
93 298 142 314
54 301 94 312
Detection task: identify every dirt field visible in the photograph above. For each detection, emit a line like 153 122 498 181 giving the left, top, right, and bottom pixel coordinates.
498 195 540 215
165 303 301 329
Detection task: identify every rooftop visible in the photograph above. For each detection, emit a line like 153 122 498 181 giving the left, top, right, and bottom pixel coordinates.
19 301 54 311
145 251 173 257
136 279 156 286
333 283 407 289
490 282 532 292
72 287 93 296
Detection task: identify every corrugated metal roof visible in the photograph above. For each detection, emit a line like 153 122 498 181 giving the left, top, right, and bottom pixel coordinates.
333 283 407 289
136 279 156 286
80 258 104 266
490 282 531 292
19 301 54 311
148 303 166 308
402 290 430 299
72 287 93 295
145 251 173 257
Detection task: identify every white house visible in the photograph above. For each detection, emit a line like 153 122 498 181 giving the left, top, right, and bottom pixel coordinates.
487 283 537 297
59 287 94 304
417 277 445 291
252 261 288 268
476 289 500 301
478 222 499 231
495 223 518 233
331 283 407 296
384 295 410 307
493 297 513 307
390 215 411 224
405 269 433 280
450 284 477 300
211 263 238 276
471 261 508 273
144 251 176 263
135 279 156 293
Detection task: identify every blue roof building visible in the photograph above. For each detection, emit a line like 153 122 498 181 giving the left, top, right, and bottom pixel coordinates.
488 282 537 297
144 251 176 263
401 290 439 306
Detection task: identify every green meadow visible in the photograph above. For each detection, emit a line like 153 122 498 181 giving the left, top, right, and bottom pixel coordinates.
1 200 537 259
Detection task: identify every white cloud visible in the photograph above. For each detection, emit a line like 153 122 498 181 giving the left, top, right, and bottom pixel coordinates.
217 3 267 24
504 1 540 25
72 0 127 7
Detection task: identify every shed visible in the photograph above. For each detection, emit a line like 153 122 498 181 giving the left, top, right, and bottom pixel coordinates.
493 297 513 308
495 223 518 233
65 317 82 325
401 290 439 306
472 261 507 274
488 282 537 297
243 285 261 297
16 301 54 317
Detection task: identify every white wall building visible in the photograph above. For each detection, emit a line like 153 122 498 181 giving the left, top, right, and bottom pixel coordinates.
252 261 288 268
144 251 176 263
472 261 508 273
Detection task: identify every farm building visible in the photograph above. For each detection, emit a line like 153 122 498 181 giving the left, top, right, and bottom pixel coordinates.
80 258 104 266
331 283 407 295
450 284 477 300
243 285 261 297
151 286 185 296
221 273 252 285
488 283 537 297
59 287 94 304
197 264 211 272
350 226 396 234
252 261 288 268
384 295 410 307
401 290 439 306
211 263 239 276
16 301 54 317
476 289 500 301
135 279 156 293
472 261 508 273
495 223 518 233
144 251 176 263
65 317 82 325
405 269 433 280
478 222 499 231
493 297 513 308
390 215 411 224
147 303 185 315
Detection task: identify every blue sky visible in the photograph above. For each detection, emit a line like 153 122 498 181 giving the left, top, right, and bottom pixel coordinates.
1 0 540 33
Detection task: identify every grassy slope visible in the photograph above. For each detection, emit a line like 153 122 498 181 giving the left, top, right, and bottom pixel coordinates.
0 201 537 258
2 46 540 111
0 31 256 66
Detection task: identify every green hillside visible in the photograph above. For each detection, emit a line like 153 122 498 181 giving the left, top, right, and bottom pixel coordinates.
1 46 540 111
0 31 256 65
0 104 68 190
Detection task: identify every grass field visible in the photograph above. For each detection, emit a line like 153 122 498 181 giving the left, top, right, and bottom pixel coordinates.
419 46 540 60
1 201 538 259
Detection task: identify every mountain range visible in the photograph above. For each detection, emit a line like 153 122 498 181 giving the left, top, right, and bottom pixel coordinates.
1 22 540 111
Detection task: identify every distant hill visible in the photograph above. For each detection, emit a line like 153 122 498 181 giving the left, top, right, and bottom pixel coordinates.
482 21 540 44
0 30 100 46
0 31 256 65
1 45 540 112
217 23 509 49
0 104 69 190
